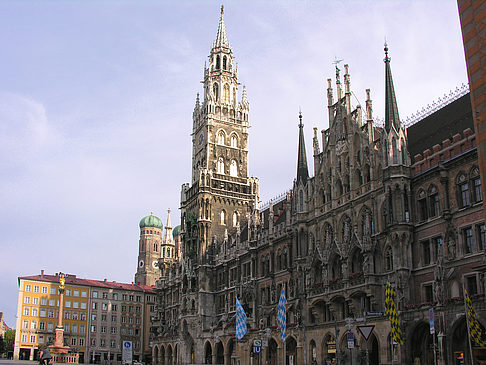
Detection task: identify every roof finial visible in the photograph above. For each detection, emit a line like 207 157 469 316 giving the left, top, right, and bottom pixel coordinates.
384 39 390 63
221 4 224 15
298 108 303 127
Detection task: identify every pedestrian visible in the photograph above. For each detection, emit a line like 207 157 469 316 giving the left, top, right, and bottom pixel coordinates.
41 348 52 365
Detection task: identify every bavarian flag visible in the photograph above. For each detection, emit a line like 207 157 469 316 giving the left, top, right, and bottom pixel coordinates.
464 289 486 347
385 281 403 345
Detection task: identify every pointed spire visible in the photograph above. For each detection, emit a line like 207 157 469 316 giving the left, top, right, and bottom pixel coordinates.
296 110 309 185
384 43 401 133
214 5 230 48
163 208 173 244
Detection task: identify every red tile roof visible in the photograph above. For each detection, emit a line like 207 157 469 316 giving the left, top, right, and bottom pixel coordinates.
19 274 155 293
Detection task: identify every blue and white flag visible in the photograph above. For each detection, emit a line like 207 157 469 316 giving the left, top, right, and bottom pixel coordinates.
277 288 287 341
235 297 247 340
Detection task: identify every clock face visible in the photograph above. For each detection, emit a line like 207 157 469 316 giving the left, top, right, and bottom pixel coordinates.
139 260 144 268
152 260 158 269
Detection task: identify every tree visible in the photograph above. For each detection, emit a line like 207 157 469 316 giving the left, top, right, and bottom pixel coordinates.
0 335 5 356
4 329 15 356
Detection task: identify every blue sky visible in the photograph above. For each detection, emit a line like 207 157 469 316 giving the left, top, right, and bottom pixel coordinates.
0 0 467 327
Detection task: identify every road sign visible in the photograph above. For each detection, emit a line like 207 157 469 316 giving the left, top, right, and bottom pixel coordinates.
262 340 268 347
429 308 435 334
122 341 132 364
254 339 262 347
253 346 261 354
357 325 375 341
365 311 384 317
347 332 355 349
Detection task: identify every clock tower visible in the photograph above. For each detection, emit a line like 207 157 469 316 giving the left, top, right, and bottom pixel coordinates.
135 213 163 286
181 6 259 265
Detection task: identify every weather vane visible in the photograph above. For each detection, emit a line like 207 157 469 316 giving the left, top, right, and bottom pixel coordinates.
333 57 343 81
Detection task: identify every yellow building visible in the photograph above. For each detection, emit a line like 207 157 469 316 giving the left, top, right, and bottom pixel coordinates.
14 271 155 364
14 271 89 362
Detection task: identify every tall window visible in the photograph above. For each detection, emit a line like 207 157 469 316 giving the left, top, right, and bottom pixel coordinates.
213 83 219 101
428 185 440 218
463 227 474 254
217 158 225 174
223 56 227 70
422 240 431 266
230 160 238 177
478 224 486 251
457 173 470 208
220 210 226 225
417 190 428 221
217 131 225 145
299 190 304 212
230 134 238 148
385 246 393 271
471 167 482 203
223 83 230 103
392 137 398 164
232 212 238 227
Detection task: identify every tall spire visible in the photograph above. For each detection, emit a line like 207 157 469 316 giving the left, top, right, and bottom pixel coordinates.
296 111 309 185
214 5 230 48
384 43 401 133
163 208 173 243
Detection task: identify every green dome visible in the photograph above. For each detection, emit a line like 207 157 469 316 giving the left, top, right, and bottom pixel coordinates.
172 225 181 238
139 214 163 229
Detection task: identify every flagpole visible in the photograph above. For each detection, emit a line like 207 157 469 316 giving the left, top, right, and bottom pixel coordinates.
463 289 475 365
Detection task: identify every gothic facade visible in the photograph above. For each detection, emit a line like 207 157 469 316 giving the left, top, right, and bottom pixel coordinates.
149 8 486 365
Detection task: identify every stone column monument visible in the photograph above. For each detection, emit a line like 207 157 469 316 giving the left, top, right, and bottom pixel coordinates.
49 273 71 355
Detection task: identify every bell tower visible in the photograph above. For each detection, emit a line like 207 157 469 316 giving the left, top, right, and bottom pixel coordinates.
135 213 163 286
181 6 259 265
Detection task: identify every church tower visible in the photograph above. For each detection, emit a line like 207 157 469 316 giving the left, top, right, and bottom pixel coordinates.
181 6 259 266
135 213 163 286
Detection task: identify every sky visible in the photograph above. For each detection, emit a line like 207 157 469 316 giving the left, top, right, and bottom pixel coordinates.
0 0 468 328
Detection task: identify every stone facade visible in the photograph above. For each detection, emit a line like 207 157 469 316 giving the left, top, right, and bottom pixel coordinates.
151 8 486 365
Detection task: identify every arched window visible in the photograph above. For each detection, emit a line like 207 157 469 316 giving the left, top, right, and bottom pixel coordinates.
230 134 238 148
232 212 238 227
471 167 482 203
299 190 304 212
428 185 440 218
401 139 406 164
456 173 470 208
216 55 220 69
223 84 230 103
392 137 398 164
223 56 227 70
417 189 428 221
217 130 225 145
217 158 225 174
213 83 219 101
220 210 226 225
230 160 238 177
385 246 393 271
365 164 371 183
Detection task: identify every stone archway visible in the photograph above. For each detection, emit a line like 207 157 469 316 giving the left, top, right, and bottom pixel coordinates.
286 336 297 365
167 345 173 365
204 341 212 364
267 338 278 365
153 346 159 365
410 321 435 365
322 333 336 364
225 339 235 365
215 341 224 364
160 346 165 365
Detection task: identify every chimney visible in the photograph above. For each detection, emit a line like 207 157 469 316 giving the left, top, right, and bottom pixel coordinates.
104 278 107 283
40 270 44 278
